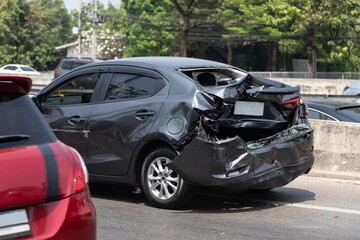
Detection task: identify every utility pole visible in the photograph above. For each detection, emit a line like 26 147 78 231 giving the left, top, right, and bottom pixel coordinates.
91 0 98 59
78 0 82 59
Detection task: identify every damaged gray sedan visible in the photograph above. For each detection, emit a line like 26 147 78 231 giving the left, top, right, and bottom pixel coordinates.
33 57 314 209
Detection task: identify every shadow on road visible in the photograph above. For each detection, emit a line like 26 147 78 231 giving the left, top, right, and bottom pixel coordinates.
89 183 315 213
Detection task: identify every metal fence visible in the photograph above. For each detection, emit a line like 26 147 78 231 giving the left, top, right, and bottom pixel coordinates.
250 72 360 80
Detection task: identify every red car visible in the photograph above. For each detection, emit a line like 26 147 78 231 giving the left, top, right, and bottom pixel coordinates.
0 76 96 239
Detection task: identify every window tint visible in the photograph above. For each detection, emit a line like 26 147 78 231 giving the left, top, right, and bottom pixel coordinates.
72 62 90 69
60 61 73 70
308 109 337 121
45 73 100 105
4 66 17 71
105 73 165 101
20 66 35 72
322 114 336 121
0 93 56 149
338 107 360 122
308 109 321 120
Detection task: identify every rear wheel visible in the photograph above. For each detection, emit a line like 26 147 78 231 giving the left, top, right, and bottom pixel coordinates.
141 147 191 209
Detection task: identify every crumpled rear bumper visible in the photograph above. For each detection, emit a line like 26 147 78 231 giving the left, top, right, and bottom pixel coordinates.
168 126 314 189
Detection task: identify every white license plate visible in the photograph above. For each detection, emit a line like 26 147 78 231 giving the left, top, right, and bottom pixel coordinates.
234 101 264 116
0 209 32 239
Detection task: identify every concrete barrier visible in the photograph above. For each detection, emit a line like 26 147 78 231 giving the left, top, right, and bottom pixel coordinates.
308 119 360 179
272 78 358 95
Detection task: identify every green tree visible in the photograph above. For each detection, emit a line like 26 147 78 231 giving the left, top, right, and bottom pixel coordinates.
0 0 72 70
106 0 179 57
266 0 360 74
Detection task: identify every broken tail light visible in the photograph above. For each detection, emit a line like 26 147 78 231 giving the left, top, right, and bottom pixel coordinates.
280 97 308 117
70 147 89 194
303 101 309 117
279 97 301 110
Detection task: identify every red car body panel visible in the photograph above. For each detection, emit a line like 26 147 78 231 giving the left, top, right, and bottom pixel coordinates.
0 141 74 210
17 190 96 240
0 75 95 239
0 141 96 239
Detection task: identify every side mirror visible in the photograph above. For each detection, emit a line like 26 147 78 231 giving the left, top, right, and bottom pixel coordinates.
31 95 44 113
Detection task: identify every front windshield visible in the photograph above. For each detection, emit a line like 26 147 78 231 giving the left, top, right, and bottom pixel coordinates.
0 93 56 149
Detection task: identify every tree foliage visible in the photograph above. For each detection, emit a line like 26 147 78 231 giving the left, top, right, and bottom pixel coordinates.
0 0 72 70
2 0 360 72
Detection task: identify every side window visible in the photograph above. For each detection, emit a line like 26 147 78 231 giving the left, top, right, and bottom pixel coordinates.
308 109 321 120
105 73 165 101
4 66 17 71
322 114 336 121
45 73 100 105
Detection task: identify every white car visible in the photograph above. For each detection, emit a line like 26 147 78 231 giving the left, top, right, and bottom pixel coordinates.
343 81 360 95
0 64 41 75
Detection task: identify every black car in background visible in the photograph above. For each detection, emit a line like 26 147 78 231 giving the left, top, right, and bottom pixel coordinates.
54 58 102 79
307 100 360 122
33 57 314 208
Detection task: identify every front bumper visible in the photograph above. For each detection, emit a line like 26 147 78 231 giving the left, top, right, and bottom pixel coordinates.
168 125 314 189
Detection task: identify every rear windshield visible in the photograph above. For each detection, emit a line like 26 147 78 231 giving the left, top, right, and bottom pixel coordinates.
338 106 360 122
60 61 91 70
179 67 247 86
0 93 56 149
20 66 36 72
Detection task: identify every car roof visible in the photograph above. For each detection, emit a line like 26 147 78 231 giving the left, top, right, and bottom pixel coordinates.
2 64 30 67
60 58 101 62
104 57 235 70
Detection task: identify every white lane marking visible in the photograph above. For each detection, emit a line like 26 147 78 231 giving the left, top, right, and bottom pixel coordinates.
240 197 360 215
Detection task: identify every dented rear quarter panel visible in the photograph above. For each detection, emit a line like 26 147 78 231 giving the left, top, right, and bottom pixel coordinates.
168 128 314 189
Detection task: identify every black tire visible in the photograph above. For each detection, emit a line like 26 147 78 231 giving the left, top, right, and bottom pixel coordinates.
140 147 192 209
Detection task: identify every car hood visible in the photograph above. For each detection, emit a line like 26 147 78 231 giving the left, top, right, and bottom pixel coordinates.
0 141 74 210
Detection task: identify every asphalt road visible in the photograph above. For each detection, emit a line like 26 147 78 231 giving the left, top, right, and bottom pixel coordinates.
91 176 360 240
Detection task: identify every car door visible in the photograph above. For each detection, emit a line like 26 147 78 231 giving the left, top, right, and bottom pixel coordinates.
41 67 107 157
85 66 169 176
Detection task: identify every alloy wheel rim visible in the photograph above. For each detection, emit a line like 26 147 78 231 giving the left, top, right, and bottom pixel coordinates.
147 157 179 200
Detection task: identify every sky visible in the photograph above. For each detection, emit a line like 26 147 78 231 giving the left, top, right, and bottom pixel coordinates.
63 0 120 12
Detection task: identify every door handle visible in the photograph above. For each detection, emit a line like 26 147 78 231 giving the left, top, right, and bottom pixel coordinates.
135 111 155 120
68 116 86 125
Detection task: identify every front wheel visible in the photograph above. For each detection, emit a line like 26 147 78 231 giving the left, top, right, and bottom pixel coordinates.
140 147 191 209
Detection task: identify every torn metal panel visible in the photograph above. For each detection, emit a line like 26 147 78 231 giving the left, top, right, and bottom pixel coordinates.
168 124 314 188
246 124 313 149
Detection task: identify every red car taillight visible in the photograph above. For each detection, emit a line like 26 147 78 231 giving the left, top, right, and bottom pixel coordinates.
303 101 309 117
279 97 308 117
279 97 301 110
70 147 89 194
343 86 349 92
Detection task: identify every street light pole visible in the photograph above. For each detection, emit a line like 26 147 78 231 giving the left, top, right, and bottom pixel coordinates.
91 0 98 59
